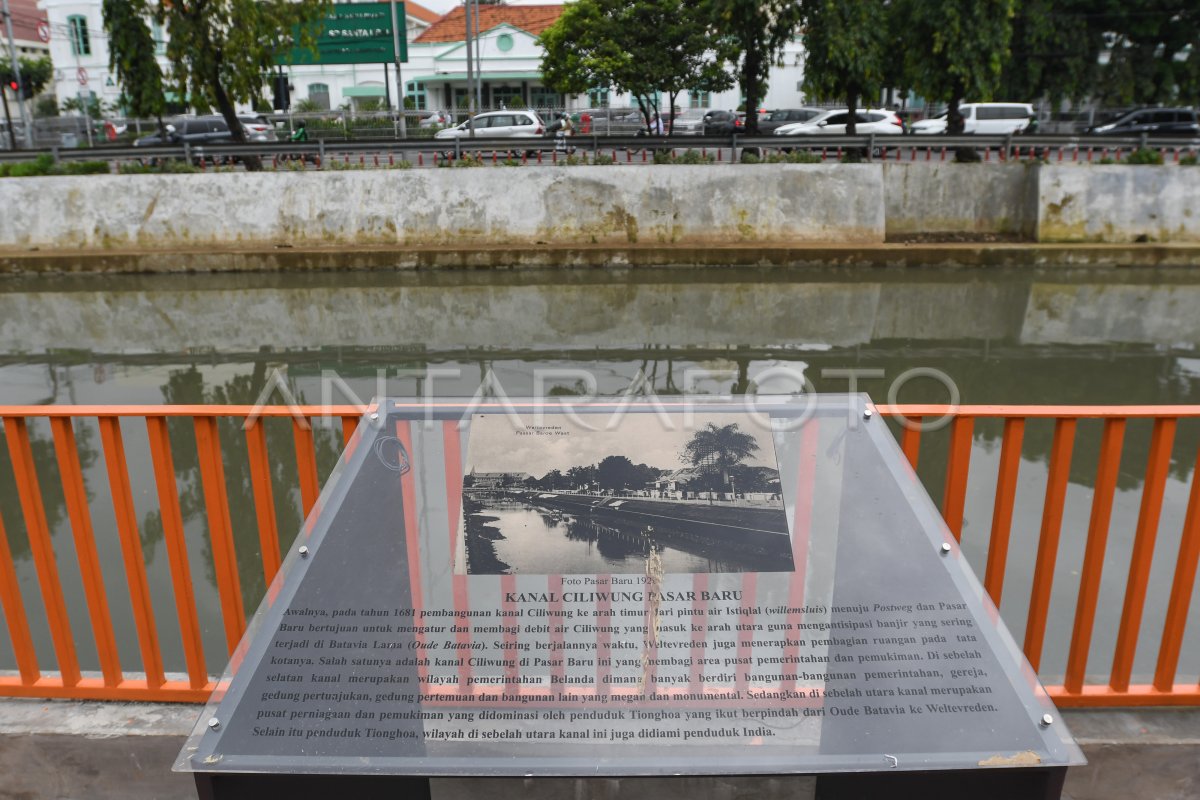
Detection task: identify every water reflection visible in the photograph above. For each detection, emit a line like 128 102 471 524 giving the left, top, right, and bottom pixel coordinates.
1 265 1199 683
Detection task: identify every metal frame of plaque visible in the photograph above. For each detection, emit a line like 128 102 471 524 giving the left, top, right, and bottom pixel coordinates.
176 395 1083 799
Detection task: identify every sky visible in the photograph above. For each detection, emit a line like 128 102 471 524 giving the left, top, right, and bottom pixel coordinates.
419 0 565 14
465 411 780 477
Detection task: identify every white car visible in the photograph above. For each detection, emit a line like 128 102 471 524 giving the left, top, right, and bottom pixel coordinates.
774 108 905 136
434 111 546 139
669 107 717 135
910 103 1034 135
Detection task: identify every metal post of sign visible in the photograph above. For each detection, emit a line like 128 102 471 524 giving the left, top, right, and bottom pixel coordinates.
1 0 33 147
390 0 405 139
464 0 475 138
472 0 482 112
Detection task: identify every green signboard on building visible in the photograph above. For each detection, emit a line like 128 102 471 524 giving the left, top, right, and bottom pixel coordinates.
281 2 408 65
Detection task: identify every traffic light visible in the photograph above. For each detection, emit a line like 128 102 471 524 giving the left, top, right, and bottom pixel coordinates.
271 74 290 111
19 76 34 100
6 80 17 95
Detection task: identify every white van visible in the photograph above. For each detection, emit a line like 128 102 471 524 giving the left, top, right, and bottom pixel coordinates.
910 103 1034 135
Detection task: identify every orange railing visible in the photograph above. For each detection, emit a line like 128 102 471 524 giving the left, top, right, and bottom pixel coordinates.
0 404 1197 707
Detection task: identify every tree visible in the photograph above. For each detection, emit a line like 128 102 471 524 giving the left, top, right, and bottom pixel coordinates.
682 422 759 489
156 0 329 170
898 0 1014 153
800 0 890 135
103 0 167 135
1094 2 1200 106
540 0 733 134
596 455 642 491
701 0 803 134
997 0 1105 105
0 56 53 98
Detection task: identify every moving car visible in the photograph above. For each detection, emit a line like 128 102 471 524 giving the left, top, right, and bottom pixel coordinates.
1088 107 1200 137
434 110 546 139
702 110 744 135
909 103 1034 135
774 108 905 136
133 114 278 147
758 108 824 134
574 108 644 135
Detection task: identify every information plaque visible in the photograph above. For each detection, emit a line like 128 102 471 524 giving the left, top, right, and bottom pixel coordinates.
176 396 1083 798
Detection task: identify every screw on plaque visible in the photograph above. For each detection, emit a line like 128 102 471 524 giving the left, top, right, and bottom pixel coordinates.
863 407 874 420
208 718 221 731
370 412 379 420
298 545 310 558
1040 714 1054 727
940 543 952 555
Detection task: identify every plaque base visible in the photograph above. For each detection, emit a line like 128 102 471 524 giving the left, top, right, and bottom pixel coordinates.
194 774 432 800
195 768 1066 800
815 766 1067 800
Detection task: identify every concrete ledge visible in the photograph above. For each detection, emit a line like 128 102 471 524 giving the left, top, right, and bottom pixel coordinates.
4 242 1200 275
1038 166 1200 243
1 699 1197 799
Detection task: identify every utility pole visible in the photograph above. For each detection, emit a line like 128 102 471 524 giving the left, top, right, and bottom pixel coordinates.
1 0 33 147
390 0 406 138
472 0 482 111
464 0 475 137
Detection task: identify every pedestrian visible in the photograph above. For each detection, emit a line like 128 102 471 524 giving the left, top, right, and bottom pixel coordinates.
555 112 574 155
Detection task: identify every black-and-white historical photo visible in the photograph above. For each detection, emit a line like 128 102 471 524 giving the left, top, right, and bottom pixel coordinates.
457 412 795 575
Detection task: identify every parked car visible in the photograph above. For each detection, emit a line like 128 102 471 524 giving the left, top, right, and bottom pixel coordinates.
774 108 905 136
434 110 546 140
910 103 1034 135
133 114 277 147
1087 107 1200 137
669 107 717 135
758 107 824 134
703 110 744 135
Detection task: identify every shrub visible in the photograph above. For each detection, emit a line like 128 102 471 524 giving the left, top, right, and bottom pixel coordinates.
7 154 56 177
388 159 414 170
766 150 822 164
1098 156 1116 165
741 152 761 164
453 153 485 168
652 149 673 165
501 157 522 167
1181 152 1199 166
840 149 864 163
1124 147 1164 165
676 149 714 165
592 153 616 166
62 161 110 175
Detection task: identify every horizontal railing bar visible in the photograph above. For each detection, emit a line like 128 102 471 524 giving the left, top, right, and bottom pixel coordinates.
1 133 1197 164
2 403 1199 418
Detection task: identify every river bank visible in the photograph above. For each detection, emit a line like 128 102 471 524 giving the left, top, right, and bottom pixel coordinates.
4 242 1200 275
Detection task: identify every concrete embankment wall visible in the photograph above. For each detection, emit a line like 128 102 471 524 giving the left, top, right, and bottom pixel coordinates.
0 164 884 249
0 163 1198 251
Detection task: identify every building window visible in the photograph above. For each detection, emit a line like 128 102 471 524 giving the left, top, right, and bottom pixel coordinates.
405 81 427 110
492 86 522 109
689 90 711 107
307 83 330 111
68 15 91 56
587 88 609 107
151 21 166 55
529 87 560 112
496 33 514 52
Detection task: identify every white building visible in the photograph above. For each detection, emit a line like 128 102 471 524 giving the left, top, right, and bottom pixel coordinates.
3 0 51 117
36 0 807 119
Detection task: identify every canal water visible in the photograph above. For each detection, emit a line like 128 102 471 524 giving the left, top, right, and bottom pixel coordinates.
0 265 1198 688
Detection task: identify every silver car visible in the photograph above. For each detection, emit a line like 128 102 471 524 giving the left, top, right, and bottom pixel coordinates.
434 111 546 139
670 107 716 135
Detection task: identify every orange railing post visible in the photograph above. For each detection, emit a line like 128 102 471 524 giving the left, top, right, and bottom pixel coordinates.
941 416 974 541
1110 417 1177 692
3 415 82 686
1153 443 1200 692
245 419 282 584
1023 417 1077 671
983 417 1025 604
194 415 246 654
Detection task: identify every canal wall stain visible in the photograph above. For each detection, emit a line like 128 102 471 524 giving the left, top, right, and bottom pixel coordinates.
2 164 1198 252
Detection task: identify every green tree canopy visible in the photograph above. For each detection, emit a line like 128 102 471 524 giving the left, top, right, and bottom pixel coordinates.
898 0 1015 136
540 0 734 133
0 56 53 96
800 0 890 135
156 0 329 169
682 422 759 488
103 0 166 122
701 0 803 134
997 0 1105 104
